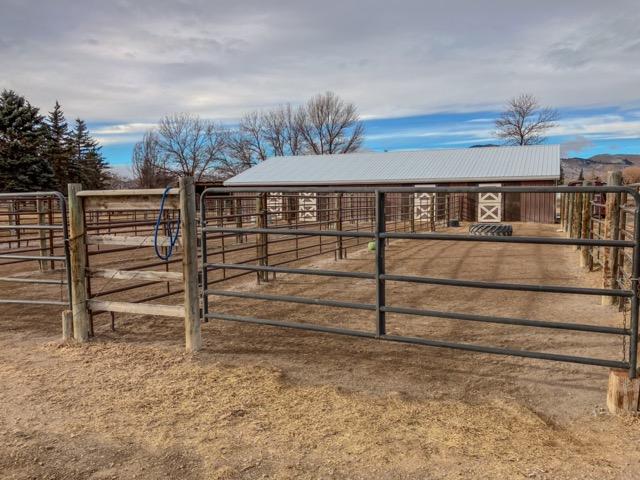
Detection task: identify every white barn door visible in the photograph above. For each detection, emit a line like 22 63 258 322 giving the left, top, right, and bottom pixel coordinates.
478 183 502 223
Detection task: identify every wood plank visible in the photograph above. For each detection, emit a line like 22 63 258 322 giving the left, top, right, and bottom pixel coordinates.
180 177 202 352
61 310 73 341
68 183 90 342
83 195 180 211
88 299 184 317
86 234 175 247
90 268 182 281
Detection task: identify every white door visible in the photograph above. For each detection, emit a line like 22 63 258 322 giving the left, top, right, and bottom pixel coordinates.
414 184 436 221
478 183 502 223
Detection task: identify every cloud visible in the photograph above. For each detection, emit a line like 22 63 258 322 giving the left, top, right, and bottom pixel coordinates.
1 0 639 126
560 136 595 156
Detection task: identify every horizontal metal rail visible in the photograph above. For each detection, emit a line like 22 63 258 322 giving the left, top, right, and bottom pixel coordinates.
382 231 633 247
205 262 375 280
205 312 377 339
0 299 68 306
200 185 640 377
382 305 628 335
382 273 633 297
203 312 627 370
0 276 66 285
204 226 374 238
206 289 375 311
0 224 62 231
0 191 72 309
0 254 66 261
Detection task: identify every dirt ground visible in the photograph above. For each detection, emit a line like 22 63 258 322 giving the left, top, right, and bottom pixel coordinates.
1 223 640 479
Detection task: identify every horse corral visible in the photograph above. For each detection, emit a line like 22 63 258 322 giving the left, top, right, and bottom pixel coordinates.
1 179 640 478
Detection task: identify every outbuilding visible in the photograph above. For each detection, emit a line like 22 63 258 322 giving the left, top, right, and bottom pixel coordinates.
224 144 561 224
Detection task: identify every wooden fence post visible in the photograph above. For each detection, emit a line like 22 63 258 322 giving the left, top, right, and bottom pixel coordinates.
180 176 201 353
61 310 73 341
580 182 592 269
602 171 622 305
68 183 90 342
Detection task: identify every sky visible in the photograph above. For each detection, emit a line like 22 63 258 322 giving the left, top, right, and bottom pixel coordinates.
2 0 639 174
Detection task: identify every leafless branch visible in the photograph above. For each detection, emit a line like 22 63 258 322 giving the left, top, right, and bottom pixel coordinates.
495 94 559 146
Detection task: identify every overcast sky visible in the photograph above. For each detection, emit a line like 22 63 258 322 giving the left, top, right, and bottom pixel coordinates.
2 0 639 166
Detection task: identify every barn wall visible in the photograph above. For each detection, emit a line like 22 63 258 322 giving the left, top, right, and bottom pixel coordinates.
502 180 557 223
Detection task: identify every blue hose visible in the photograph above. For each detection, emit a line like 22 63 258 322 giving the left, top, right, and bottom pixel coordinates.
154 186 181 261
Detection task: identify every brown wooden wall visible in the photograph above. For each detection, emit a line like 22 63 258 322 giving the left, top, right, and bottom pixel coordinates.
502 180 557 224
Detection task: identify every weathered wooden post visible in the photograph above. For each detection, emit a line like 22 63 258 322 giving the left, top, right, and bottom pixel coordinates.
580 182 592 269
180 176 201 353
61 310 73 341
607 370 640 413
68 183 90 342
602 171 622 305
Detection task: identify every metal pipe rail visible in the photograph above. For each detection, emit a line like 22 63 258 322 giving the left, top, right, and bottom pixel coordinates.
0 191 72 308
200 185 640 378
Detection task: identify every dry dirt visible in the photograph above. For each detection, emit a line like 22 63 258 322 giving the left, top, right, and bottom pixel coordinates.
1 223 640 479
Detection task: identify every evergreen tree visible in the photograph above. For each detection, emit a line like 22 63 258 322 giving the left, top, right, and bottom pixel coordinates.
45 101 74 189
0 90 55 191
70 118 108 189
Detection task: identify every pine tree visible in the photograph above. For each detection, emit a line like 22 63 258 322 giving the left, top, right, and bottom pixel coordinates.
45 101 74 189
0 90 55 191
69 118 108 189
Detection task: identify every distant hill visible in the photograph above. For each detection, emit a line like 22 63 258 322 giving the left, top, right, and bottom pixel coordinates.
562 154 640 182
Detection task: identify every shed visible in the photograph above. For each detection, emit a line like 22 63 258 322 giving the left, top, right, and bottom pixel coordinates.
224 145 561 224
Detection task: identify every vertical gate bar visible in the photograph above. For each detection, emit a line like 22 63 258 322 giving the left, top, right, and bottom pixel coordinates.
56 193 73 308
47 198 54 269
375 191 386 337
200 191 209 322
37 198 49 271
336 193 343 260
629 194 640 378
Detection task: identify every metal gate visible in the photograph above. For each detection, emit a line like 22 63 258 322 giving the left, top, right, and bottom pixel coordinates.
200 185 640 378
0 192 72 307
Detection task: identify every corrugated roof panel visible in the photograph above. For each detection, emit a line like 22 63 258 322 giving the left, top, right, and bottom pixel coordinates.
224 145 561 186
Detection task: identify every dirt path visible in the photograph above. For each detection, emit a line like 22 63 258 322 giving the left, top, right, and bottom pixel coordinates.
1 223 640 479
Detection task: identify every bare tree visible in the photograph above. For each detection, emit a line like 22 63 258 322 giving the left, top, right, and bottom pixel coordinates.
157 113 226 181
296 91 364 154
239 111 268 162
217 129 257 178
495 94 559 146
261 104 304 156
131 131 174 188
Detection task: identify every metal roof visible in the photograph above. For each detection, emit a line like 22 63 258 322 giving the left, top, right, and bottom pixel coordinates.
224 144 561 186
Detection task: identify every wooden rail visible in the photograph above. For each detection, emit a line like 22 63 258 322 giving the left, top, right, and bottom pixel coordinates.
68 178 201 352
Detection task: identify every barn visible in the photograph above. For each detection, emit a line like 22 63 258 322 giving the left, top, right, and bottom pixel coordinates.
224 144 561 224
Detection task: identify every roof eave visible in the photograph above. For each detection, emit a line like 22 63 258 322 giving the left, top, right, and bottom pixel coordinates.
224 175 560 187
